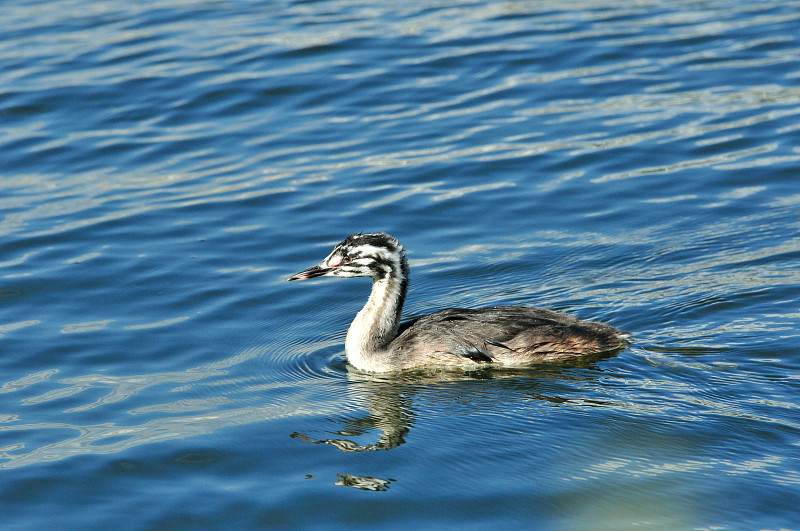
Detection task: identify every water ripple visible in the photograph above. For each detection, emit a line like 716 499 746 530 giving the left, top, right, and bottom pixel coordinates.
0 341 345 469
3 1 799 240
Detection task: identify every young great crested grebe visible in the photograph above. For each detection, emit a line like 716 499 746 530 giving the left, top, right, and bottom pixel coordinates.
288 232 629 373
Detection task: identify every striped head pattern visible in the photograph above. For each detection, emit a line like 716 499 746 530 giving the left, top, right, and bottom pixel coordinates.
288 232 408 282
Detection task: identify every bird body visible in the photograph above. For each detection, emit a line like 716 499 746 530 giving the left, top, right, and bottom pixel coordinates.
288 233 628 373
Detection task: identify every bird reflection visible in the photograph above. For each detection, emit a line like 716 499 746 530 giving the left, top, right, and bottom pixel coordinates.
291 376 414 452
291 356 610 453
334 473 395 491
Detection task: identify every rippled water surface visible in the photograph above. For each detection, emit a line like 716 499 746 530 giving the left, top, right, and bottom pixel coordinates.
2 0 800 528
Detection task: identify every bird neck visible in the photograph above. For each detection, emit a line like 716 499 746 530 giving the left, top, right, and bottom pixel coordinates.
345 255 409 372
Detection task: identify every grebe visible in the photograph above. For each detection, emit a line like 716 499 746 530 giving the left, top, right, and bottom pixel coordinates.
288 232 629 373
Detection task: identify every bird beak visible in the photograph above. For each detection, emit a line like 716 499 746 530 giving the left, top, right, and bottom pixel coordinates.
287 264 334 281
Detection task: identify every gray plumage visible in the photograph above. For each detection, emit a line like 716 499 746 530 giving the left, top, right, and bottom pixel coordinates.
288 232 629 373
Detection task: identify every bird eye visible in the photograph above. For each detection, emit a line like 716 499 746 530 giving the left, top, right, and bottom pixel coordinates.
342 256 352 264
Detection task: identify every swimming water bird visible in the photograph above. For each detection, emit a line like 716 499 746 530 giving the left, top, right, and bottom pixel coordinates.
288 233 629 373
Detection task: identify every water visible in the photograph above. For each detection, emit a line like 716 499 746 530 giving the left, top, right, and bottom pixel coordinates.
2 0 799 528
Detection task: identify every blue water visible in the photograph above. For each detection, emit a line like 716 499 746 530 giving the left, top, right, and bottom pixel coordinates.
2 0 800 528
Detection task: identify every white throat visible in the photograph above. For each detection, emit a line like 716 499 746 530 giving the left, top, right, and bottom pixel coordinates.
345 274 406 372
